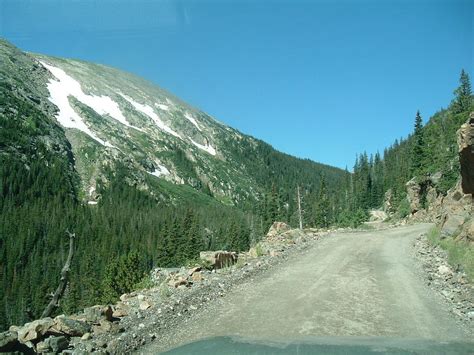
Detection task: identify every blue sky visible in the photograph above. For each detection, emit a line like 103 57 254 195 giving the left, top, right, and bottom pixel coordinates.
1 0 472 169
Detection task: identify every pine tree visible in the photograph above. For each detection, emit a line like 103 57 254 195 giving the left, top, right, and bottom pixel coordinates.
452 69 472 114
411 110 425 176
314 176 331 228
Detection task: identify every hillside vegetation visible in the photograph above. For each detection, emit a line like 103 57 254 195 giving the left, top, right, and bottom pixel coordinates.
0 39 351 330
349 70 473 216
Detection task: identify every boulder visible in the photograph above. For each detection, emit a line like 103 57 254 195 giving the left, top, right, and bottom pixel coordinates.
92 320 114 335
441 212 468 236
139 301 152 310
81 305 113 323
0 331 19 352
51 316 90 336
191 271 203 282
266 222 291 238
47 335 69 353
188 266 202 277
112 303 129 318
438 265 452 276
17 317 54 343
458 112 474 195
200 251 238 269
369 210 387 222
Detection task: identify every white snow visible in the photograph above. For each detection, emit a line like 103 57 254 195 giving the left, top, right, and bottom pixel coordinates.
40 61 115 147
40 61 140 140
189 138 217 156
154 103 170 111
149 163 171 178
184 112 202 132
121 94 181 138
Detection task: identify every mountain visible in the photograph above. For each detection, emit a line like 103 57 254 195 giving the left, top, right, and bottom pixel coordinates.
0 38 350 329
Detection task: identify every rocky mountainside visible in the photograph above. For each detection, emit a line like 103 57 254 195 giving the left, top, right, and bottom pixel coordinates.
2 38 345 207
403 112 473 243
0 38 350 330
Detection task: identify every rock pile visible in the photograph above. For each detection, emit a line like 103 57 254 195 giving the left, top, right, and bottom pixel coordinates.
413 233 474 323
1 224 329 354
0 305 117 353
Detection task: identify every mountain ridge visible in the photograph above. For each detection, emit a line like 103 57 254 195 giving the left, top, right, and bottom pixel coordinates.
0 38 350 330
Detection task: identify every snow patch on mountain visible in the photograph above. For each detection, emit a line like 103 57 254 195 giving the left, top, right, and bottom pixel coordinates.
121 94 180 138
149 164 171 177
39 61 115 147
184 112 202 132
189 138 216 156
155 103 170 111
40 61 141 132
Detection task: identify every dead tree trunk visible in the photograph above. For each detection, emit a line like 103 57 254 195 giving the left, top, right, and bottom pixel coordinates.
297 186 303 230
41 231 75 318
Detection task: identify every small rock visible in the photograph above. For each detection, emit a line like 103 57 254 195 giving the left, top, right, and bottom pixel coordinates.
48 335 69 353
438 265 452 276
139 301 152 311
137 294 145 301
192 271 203 282
82 305 113 323
81 332 92 341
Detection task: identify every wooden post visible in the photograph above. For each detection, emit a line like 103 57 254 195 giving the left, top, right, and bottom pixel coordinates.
41 231 75 318
297 186 303 230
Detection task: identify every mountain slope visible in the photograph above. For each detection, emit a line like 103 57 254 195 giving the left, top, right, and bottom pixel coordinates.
0 38 349 329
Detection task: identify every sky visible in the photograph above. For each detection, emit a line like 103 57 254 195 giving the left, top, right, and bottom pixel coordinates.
0 0 472 169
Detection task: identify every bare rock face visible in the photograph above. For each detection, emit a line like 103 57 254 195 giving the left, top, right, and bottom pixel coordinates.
406 178 422 213
439 180 472 237
458 112 474 195
383 189 394 214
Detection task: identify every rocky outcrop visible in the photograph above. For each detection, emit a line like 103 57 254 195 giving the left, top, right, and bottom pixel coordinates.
406 178 422 213
438 180 472 237
404 114 473 241
458 112 474 195
199 251 238 269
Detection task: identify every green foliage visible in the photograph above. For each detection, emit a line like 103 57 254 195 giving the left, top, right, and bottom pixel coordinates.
427 227 474 282
313 175 331 228
350 70 473 218
451 69 472 114
101 251 145 303
397 198 411 218
411 110 426 176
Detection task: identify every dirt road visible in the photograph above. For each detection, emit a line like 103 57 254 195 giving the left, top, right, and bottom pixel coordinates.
143 224 472 353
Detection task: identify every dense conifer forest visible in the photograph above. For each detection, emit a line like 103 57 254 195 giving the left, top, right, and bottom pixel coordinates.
0 63 350 329
349 70 473 217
